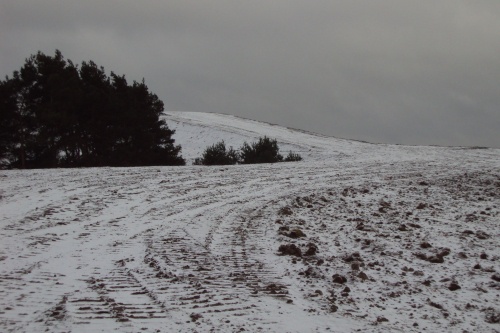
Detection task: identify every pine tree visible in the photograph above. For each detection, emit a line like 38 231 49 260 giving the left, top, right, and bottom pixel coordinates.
194 141 239 165
239 136 283 164
0 50 185 168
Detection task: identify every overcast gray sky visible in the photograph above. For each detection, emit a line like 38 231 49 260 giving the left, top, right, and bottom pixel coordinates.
1 1 499 147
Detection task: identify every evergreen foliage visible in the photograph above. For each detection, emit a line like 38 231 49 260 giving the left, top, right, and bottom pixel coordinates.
194 137 303 166
284 151 303 162
0 50 185 169
193 141 238 165
239 136 283 164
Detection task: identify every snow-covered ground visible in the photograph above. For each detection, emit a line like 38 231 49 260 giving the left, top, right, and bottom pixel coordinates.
1 111 499 333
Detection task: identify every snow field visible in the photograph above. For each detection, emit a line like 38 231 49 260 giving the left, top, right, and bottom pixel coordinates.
0 111 499 332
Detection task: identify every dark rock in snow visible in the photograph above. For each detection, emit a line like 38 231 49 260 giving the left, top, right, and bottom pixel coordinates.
332 274 347 284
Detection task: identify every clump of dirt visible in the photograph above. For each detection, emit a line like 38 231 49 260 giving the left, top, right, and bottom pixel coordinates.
279 206 294 216
343 252 362 262
476 231 490 239
416 203 427 209
272 171 498 331
351 262 361 270
357 272 368 281
491 274 500 282
300 266 321 278
427 255 445 263
278 225 307 238
287 229 306 238
278 244 302 257
190 313 203 322
398 224 408 231
332 274 347 284
414 248 450 263
265 283 288 295
428 300 444 310
304 243 318 256
46 296 68 321
483 307 500 324
420 242 432 248
278 225 289 232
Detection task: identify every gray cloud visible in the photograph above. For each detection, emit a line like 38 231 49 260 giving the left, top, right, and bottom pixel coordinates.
2 1 499 147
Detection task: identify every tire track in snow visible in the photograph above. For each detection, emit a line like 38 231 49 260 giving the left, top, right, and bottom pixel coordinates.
1 149 499 332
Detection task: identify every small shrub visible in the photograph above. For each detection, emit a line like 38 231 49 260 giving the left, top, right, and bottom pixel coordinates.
195 136 304 165
194 141 239 165
239 136 283 164
284 151 302 162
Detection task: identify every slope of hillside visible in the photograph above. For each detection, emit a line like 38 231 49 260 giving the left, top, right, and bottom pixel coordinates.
1 112 499 333
164 111 458 164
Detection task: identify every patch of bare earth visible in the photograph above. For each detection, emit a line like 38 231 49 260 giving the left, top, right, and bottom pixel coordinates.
273 170 499 332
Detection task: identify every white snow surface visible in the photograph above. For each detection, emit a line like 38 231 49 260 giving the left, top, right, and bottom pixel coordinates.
1 111 499 333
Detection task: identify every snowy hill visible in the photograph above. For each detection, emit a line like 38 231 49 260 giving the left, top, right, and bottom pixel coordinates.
1 112 499 333
164 111 476 164
164 110 346 163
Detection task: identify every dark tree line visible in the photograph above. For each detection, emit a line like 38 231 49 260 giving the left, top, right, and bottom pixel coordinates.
0 50 184 169
194 137 302 166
